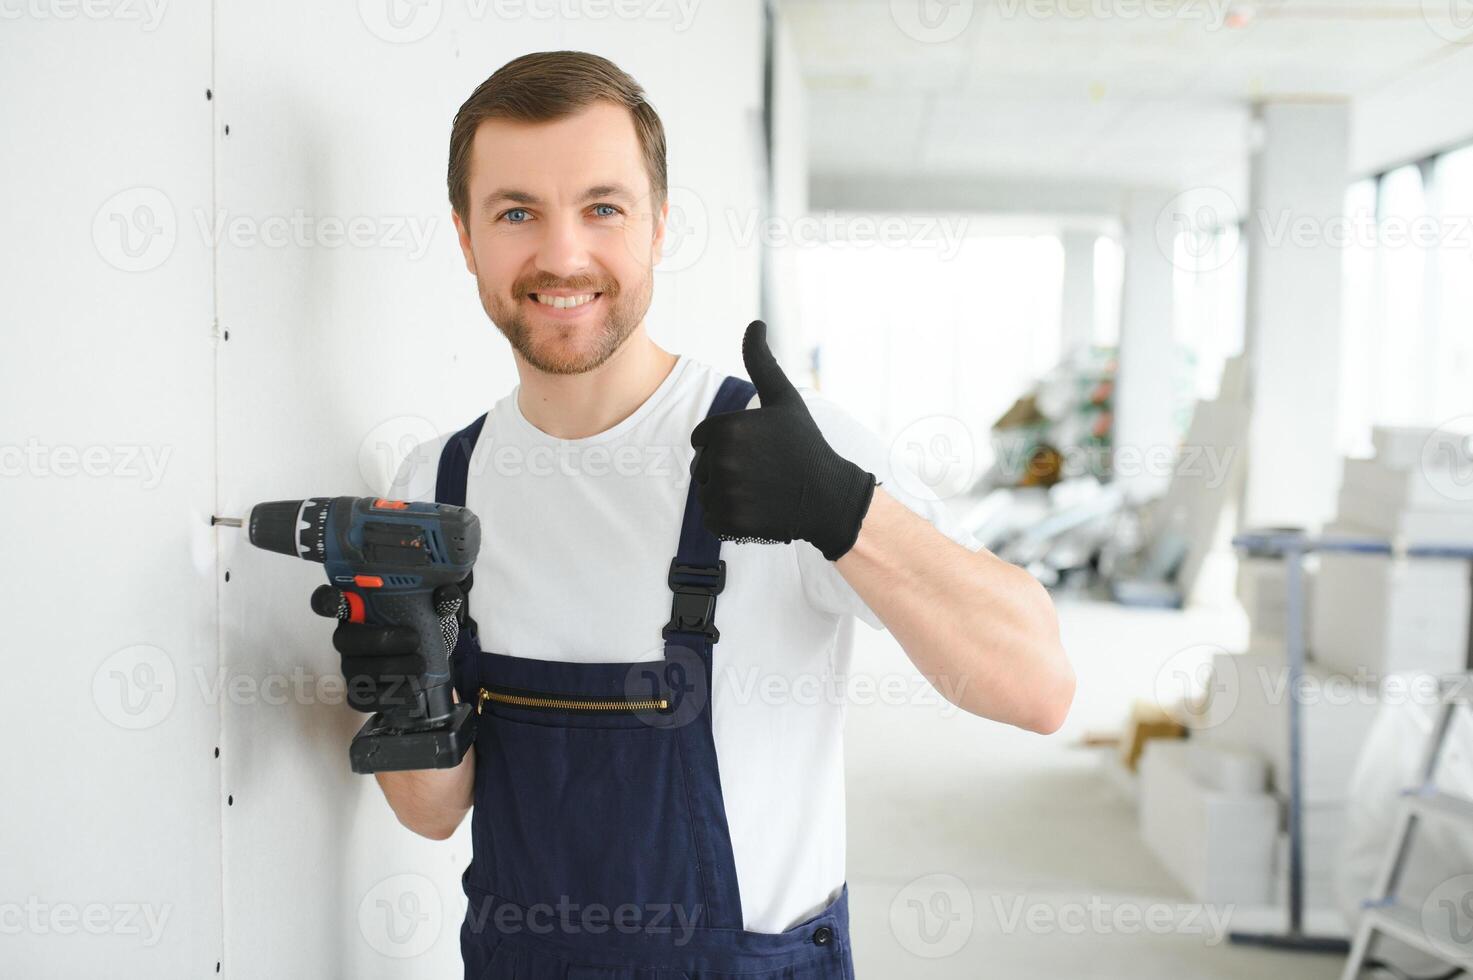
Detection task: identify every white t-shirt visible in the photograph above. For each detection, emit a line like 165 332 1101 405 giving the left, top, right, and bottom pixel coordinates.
390 354 980 934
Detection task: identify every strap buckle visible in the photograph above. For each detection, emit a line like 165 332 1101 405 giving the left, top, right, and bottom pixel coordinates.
662 559 726 643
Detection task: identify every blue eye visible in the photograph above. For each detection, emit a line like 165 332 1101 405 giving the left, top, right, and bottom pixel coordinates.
593 204 619 217
503 208 529 224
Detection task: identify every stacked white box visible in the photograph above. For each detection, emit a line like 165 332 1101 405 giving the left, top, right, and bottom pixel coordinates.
1338 484 1473 546
1371 427 1437 470
1138 740 1278 904
1237 556 1313 652
1337 453 1473 546
1187 741 1267 795
1310 522 1471 677
1186 650 1382 915
1199 648 1382 802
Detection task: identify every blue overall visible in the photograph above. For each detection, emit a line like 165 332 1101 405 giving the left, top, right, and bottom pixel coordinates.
434 376 856 980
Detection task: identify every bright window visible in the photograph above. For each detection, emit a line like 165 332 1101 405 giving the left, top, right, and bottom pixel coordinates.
1173 224 1246 401
1338 178 1379 457
1433 146 1473 427
1093 235 1123 347
1338 153 1473 456
795 230 1065 478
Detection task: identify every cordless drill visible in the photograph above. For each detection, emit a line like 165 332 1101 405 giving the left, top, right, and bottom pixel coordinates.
217 496 481 774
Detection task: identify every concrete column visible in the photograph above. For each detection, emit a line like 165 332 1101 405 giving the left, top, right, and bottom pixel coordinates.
1242 101 1351 529
1060 230 1097 357
1115 189 1179 496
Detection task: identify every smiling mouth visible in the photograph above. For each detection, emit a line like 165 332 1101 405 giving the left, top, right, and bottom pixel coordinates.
528 291 603 310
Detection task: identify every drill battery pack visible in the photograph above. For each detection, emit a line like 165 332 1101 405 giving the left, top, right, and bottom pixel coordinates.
349 702 477 774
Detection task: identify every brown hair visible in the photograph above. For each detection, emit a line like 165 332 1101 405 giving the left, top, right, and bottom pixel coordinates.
447 50 668 222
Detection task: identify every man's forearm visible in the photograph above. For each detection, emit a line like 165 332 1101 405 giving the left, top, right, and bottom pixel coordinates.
375 747 476 840
836 488 1075 734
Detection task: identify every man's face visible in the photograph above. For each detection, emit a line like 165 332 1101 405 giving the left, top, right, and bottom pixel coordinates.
452 100 667 375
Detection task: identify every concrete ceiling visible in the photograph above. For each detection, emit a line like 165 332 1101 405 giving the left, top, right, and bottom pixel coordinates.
779 0 1473 193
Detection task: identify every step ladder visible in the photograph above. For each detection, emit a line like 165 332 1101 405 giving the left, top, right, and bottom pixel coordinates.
1340 673 1473 980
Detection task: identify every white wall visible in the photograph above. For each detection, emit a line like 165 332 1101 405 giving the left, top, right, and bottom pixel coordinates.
0 6 222 976
3 2 769 976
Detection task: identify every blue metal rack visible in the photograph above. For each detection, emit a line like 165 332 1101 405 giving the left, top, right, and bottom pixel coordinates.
1227 529 1473 955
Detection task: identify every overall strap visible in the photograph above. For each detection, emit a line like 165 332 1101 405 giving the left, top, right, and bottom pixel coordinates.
660 374 755 931
435 412 488 507
435 412 489 686
662 376 757 647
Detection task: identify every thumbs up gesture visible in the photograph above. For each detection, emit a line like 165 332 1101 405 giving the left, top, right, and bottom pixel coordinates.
690 321 877 561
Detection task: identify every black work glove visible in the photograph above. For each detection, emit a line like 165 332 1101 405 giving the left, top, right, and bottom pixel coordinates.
310 577 469 713
690 320 878 561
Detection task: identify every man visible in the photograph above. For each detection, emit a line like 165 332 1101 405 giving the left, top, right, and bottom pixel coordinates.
345 50 1072 979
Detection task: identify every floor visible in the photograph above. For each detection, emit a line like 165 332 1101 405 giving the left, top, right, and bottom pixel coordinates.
841 596 1348 979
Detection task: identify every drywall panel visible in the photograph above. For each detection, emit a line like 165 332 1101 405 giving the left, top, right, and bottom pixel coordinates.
212 5 765 976
0 6 222 977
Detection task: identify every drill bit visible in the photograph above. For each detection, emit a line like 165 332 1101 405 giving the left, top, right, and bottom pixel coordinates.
212 516 243 528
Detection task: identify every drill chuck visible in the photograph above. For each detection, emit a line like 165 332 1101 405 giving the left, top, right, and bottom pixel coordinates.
248 498 338 562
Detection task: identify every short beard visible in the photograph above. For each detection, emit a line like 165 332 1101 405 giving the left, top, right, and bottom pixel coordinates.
481 266 653 376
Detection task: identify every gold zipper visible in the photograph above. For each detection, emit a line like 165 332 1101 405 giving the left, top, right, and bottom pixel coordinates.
477 686 668 715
